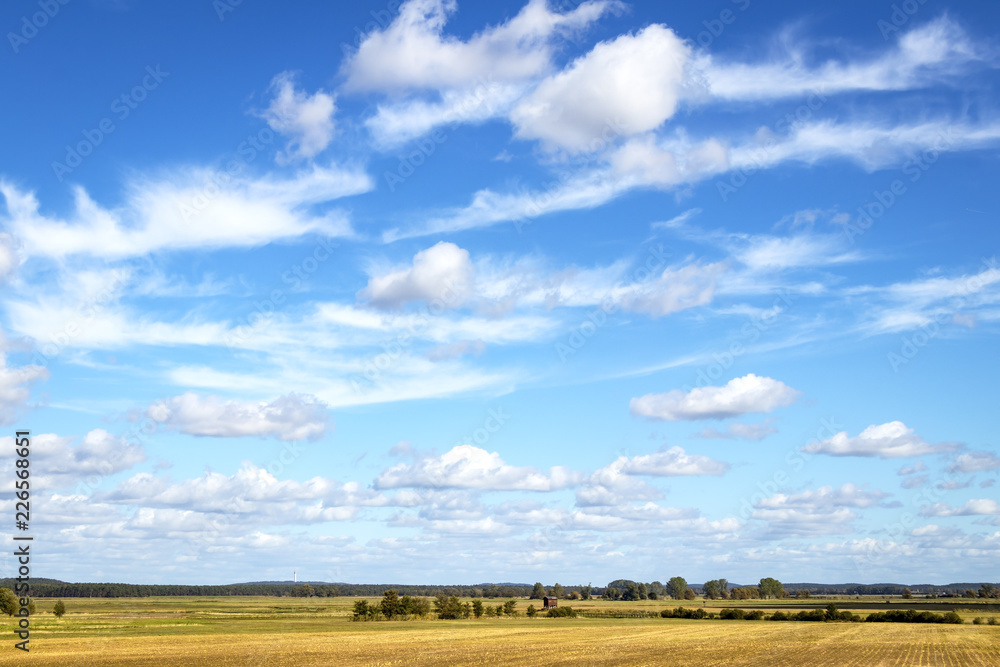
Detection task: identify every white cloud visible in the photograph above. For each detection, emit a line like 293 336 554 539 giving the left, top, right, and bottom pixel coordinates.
693 17 986 102
510 24 689 152
695 420 778 441
263 72 337 162
0 165 370 260
802 421 959 459
619 262 725 317
921 498 1000 517
374 444 579 491
630 374 801 421
612 446 729 477
358 242 474 309
897 461 927 476
341 0 617 92
146 392 330 441
0 330 49 425
0 232 18 281
949 451 1000 474
756 483 891 511
0 430 145 490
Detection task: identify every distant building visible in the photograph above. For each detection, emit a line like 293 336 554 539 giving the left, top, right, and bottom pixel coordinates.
542 596 558 609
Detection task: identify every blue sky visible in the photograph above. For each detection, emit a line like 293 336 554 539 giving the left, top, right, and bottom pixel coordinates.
1 0 999 586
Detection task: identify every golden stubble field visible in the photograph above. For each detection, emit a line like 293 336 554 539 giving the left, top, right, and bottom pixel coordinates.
1 597 998 666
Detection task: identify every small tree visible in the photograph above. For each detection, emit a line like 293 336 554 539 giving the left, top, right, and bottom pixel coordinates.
526 604 537 618
380 590 402 619
0 589 17 617
580 584 591 600
551 583 565 599
902 588 913 599
667 577 687 600
759 578 784 599
502 599 518 617
530 582 546 599
683 588 696 600
471 599 484 619
53 600 66 618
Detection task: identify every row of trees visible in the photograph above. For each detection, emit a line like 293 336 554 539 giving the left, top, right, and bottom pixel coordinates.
353 591 520 621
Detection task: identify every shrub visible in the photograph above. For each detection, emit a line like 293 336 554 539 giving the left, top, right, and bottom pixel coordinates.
865 609 963 624
744 610 765 620
769 611 790 621
547 606 576 618
719 608 745 620
989 617 998 626
973 617 983 625
793 609 827 622
661 606 708 619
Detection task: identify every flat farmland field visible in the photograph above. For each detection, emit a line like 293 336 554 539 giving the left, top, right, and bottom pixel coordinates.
1 597 998 666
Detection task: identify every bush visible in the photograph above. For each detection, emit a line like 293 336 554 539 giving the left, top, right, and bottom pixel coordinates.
719 608 746 620
744 610 765 621
989 617 998 626
770 611 790 621
53 600 66 618
793 610 827 622
661 606 707 619
865 609 963 624
973 617 983 625
547 606 576 618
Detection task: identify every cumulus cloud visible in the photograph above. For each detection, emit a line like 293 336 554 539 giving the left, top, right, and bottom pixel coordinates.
358 242 474 309
802 421 959 459
921 498 1000 517
374 444 579 491
146 392 330 441
630 374 801 421
949 451 1000 474
341 0 617 91
613 446 729 477
263 72 337 162
108 464 387 521
750 484 890 537
0 430 145 490
576 446 726 507
510 24 689 151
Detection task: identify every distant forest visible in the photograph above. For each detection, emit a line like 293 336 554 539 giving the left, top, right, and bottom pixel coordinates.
5 578 999 599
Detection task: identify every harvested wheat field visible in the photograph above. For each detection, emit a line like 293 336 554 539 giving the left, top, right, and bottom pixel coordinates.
1 597 998 666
